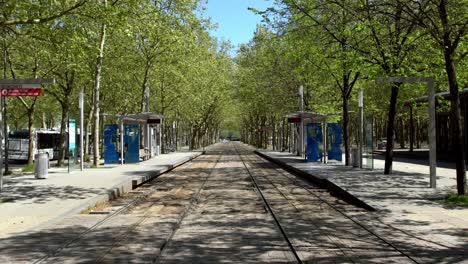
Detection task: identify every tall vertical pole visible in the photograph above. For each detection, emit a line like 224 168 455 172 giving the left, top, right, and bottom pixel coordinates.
79 91 84 171
2 36 7 176
0 95 3 191
120 118 124 165
323 119 327 163
428 79 436 188
1 34 6 190
299 85 304 159
358 89 364 168
3 97 8 174
144 88 150 155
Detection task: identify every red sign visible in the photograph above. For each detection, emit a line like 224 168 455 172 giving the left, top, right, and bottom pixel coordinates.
287 117 302 123
0 88 41 97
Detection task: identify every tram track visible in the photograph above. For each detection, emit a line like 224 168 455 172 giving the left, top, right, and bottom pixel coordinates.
240 148 419 263
234 143 303 264
153 154 222 264
28 142 426 263
33 153 219 263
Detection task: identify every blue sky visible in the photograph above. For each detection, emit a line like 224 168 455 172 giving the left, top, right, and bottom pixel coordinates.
202 0 272 49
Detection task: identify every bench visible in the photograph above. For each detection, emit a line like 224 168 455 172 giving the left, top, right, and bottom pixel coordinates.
139 148 150 161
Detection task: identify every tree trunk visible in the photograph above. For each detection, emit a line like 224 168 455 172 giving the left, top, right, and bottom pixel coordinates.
26 108 36 165
384 83 400 174
92 2 107 166
58 102 70 167
27 109 34 165
409 105 414 152
399 117 405 149
444 49 466 194
85 104 94 157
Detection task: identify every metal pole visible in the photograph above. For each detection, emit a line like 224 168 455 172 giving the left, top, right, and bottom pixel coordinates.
0 95 3 191
358 89 364 168
323 119 327 164
299 85 304 159
120 118 124 165
79 91 84 171
3 96 8 174
428 80 436 188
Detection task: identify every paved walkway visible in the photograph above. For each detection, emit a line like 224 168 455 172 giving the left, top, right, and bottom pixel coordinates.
0 151 201 239
257 150 468 262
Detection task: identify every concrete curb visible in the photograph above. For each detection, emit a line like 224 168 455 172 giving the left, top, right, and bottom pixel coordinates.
254 150 376 211
29 152 203 233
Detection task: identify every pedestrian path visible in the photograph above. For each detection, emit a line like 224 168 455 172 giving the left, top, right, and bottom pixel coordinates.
0 151 201 239
257 149 468 262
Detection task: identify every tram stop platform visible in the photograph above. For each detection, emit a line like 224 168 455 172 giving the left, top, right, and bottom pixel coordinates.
256 149 468 261
0 151 201 239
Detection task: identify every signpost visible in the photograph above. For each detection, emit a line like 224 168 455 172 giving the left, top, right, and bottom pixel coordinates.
0 79 54 192
68 118 77 173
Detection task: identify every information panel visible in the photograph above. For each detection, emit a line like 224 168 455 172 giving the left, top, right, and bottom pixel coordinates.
306 123 322 162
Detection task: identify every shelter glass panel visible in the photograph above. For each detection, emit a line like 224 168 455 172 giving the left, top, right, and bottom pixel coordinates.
364 115 374 169
327 123 342 162
306 123 322 162
104 124 119 164
124 124 140 163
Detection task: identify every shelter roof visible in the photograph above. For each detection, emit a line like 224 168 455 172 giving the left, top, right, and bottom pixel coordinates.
404 87 468 105
286 111 329 122
102 112 164 124
122 112 164 123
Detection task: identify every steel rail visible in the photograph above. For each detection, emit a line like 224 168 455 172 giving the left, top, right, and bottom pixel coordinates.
153 153 222 264
249 152 420 264
233 143 303 264
33 154 206 264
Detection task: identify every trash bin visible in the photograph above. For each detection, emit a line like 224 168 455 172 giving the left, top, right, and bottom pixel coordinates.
351 148 359 168
35 153 49 179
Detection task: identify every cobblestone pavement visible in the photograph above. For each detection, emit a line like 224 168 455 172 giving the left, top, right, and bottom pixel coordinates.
0 142 440 263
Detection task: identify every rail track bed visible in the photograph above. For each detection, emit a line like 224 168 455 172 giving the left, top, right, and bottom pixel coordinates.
21 142 418 263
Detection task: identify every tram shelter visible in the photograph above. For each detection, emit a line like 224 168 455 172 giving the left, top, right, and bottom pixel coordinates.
287 111 342 163
103 112 164 165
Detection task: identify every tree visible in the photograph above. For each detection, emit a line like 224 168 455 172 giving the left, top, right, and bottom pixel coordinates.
270 0 363 165
0 1 87 27
403 0 467 194
92 0 107 166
